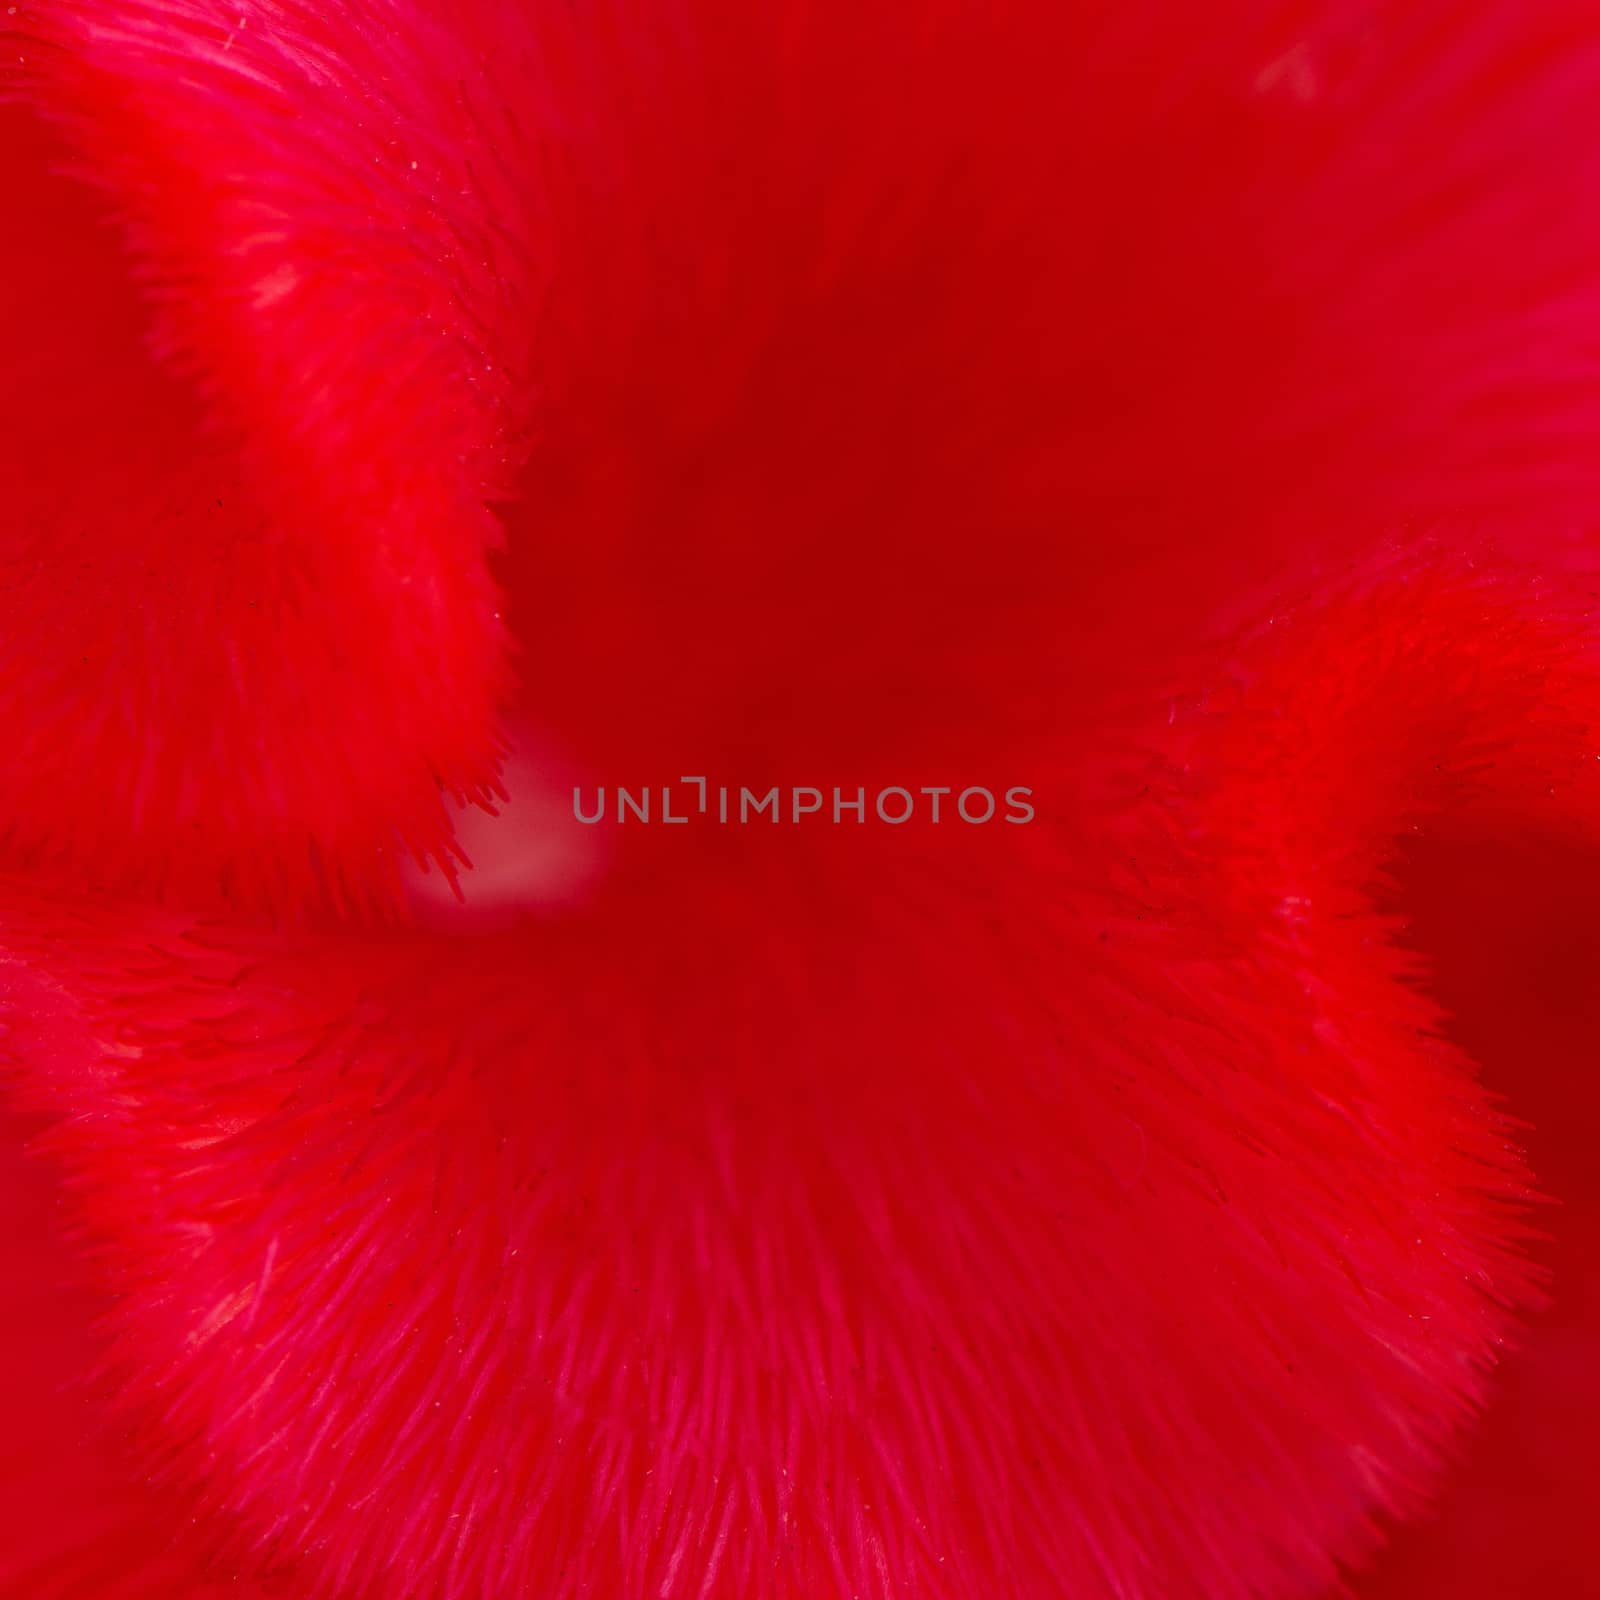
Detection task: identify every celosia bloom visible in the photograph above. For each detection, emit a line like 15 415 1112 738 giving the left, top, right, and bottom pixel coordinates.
2 2 1598 1596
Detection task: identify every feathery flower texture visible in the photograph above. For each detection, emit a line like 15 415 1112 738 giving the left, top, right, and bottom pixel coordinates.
2 2 1600 1596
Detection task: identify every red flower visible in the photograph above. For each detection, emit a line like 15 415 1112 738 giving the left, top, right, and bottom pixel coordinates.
3 2 1599 1595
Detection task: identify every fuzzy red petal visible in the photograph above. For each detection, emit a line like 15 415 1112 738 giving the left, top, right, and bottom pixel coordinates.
2 5 522 909
5 3 1600 1598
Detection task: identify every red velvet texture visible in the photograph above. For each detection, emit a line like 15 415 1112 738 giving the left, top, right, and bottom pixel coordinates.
2 3 1600 1596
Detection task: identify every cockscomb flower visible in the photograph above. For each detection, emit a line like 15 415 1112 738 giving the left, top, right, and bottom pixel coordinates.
2 2 1599 1596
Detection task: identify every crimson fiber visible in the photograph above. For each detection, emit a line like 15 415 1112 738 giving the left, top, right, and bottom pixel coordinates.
2 2 1600 1597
